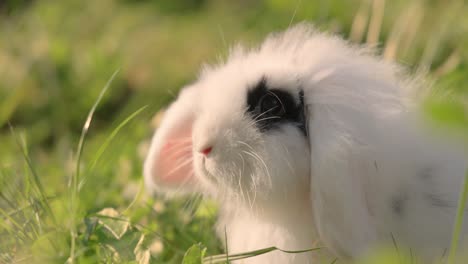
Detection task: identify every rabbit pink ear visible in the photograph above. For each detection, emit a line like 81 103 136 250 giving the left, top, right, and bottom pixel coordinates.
151 118 194 185
144 88 198 194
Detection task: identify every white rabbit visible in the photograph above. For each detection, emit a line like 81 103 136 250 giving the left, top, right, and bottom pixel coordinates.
144 23 467 263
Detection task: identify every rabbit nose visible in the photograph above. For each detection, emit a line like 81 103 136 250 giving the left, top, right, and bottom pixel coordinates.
200 146 213 155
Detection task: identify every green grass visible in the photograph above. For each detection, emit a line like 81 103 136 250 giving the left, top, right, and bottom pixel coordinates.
0 0 467 263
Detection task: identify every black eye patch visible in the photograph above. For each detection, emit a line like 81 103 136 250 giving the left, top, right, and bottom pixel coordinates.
246 77 307 136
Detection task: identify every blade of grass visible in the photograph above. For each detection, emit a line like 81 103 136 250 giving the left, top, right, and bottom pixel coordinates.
72 69 120 191
224 227 229 264
383 1 421 61
122 179 144 215
447 167 468 264
418 0 463 72
0 196 56 219
89 211 189 255
0 206 31 241
68 68 120 264
8 125 56 223
10 255 33 264
349 0 370 43
366 0 385 46
0 181 17 209
0 84 27 128
88 105 148 172
203 246 321 263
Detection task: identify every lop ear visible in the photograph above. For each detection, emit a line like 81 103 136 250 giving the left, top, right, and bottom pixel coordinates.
307 99 378 256
144 86 199 195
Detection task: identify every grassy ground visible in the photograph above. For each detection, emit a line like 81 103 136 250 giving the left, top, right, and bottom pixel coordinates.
0 0 467 263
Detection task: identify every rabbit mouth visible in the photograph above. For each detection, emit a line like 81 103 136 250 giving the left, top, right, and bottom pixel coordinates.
199 156 219 185
196 149 251 190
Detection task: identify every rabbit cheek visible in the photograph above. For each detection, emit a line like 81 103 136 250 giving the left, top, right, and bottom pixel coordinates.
191 120 259 194
264 127 311 190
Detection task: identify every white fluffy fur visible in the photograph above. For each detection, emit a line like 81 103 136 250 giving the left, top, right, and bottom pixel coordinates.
144 23 467 263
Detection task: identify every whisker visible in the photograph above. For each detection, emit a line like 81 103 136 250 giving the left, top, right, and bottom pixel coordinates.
242 150 272 188
161 140 192 152
248 106 280 125
251 174 258 208
183 192 203 216
236 140 255 151
288 0 302 28
165 158 193 177
245 185 254 211
237 168 245 204
217 24 227 50
253 110 268 121
163 145 193 160
166 138 192 143
267 91 286 112
236 152 247 205
173 169 196 195
162 142 192 151
253 116 281 124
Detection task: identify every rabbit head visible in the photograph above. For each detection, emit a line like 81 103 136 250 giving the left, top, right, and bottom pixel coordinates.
142 29 330 213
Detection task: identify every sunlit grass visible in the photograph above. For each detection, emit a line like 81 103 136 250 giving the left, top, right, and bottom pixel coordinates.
447 169 468 264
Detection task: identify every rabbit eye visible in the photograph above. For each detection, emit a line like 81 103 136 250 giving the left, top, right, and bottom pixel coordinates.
259 94 285 117
246 77 306 135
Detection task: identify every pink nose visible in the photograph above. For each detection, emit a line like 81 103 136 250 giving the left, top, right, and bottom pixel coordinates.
200 146 213 155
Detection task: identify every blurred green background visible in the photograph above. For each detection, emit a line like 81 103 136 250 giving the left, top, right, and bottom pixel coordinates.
0 0 466 263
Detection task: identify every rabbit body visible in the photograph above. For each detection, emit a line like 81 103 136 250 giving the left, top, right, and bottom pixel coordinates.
144 24 467 263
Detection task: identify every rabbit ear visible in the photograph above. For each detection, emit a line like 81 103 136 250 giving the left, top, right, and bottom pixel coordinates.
144 87 199 195
306 99 378 256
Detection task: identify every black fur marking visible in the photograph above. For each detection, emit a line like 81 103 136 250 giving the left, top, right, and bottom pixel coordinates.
391 193 409 217
246 77 307 135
